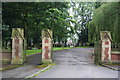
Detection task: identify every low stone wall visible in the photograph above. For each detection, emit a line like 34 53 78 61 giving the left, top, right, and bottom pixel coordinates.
1 51 12 65
111 51 120 62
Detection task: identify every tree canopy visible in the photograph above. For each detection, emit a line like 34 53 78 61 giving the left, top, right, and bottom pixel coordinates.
88 2 119 43
69 2 94 46
2 2 119 49
2 2 70 49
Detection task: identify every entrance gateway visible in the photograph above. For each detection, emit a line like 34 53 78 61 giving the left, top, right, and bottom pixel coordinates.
11 28 25 64
42 29 53 64
11 28 53 64
10 28 113 65
100 31 112 63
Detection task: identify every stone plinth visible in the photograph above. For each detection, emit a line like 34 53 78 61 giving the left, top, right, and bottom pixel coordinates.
42 29 53 64
100 31 112 63
11 28 24 64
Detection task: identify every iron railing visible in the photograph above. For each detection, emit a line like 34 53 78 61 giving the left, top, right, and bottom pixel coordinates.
94 42 102 65
111 42 120 51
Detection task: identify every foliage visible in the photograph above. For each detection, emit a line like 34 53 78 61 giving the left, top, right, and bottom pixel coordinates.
2 2 70 49
2 2 119 48
88 2 119 43
69 2 94 46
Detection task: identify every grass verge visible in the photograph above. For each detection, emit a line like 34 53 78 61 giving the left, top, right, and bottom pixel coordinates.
75 46 94 48
35 63 56 69
0 65 23 71
26 47 73 56
25 63 55 78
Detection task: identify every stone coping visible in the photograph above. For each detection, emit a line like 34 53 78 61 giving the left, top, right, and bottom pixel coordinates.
0 49 12 53
111 51 120 54
1 52 12 53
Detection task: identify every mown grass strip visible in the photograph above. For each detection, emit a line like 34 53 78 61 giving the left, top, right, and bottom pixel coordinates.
25 64 55 78
26 47 72 56
0 65 23 71
75 46 94 48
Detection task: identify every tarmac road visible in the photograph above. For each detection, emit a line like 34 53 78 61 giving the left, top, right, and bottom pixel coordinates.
35 48 118 78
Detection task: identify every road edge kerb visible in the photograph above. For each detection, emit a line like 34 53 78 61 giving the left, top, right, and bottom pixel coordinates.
25 65 52 78
101 64 120 71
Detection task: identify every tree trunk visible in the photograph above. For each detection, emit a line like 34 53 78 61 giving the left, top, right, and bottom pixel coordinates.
58 38 61 47
5 41 7 49
81 42 84 46
75 35 81 47
58 41 61 47
64 39 67 47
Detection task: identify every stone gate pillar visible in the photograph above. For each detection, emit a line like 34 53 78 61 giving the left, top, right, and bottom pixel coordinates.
11 28 24 64
42 29 53 64
100 31 112 63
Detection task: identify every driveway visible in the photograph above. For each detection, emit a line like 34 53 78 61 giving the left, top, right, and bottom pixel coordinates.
35 48 118 78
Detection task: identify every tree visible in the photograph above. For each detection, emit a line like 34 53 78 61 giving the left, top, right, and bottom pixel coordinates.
88 2 119 44
2 2 70 49
69 2 94 46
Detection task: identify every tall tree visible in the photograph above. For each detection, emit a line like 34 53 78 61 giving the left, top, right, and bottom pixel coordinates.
2 2 70 49
88 2 119 44
70 2 94 46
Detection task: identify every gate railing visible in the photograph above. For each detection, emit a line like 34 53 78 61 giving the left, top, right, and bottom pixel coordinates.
94 42 102 65
111 42 120 51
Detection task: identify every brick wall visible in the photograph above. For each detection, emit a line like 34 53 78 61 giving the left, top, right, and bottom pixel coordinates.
111 51 120 62
1 52 12 65
111 54 120 61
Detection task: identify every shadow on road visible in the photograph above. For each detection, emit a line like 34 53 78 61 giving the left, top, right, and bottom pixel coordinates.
26 53 42 65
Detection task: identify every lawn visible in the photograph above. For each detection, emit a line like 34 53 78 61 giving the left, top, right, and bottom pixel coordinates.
75 46 94 48
26 46 94 56
26 47 72 56
53 47 73 51
26 49 42 56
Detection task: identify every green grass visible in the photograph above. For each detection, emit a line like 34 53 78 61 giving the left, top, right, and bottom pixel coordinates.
75 46 94 48
26 46 93 56
26 49 42 56
26 47 72 56
0 65 23 71
53 47 72 51
35 63 56 68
